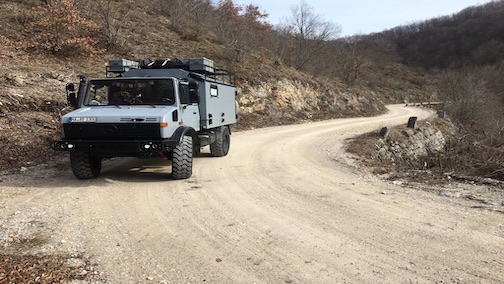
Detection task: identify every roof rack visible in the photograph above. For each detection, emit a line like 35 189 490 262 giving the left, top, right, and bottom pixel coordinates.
105 57 235 85
140 58 215 75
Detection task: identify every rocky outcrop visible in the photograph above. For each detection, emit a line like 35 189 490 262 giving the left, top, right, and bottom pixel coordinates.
236 78 385 127
376 125 446 163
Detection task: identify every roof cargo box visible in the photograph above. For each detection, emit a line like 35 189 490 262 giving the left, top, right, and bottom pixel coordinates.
107 59 139 73
188 58 214 73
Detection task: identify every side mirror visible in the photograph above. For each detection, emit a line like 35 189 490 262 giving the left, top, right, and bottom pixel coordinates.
189 81 199 104
66 83 77 107
66 83 75 92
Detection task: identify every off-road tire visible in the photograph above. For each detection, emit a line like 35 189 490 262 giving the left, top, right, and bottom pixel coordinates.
172 136 193 179
70 152 102 179
210 126 230 157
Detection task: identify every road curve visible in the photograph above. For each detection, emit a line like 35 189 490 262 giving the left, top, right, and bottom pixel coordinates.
1 105 503 283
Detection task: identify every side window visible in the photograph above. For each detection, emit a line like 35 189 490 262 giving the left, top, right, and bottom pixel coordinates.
85 83 108 105
210 84 218 97
179 83 190 104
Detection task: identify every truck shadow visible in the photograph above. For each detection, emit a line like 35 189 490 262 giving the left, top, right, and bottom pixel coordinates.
0 157 186 189
99 157 173 182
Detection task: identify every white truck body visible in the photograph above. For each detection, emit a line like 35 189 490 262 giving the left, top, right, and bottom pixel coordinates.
55 58 237 179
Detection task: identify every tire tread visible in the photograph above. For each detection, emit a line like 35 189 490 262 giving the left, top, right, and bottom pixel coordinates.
172 136 193 179
70 152 101 179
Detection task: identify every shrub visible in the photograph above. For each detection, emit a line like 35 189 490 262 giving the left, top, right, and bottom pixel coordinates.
26 0 101 56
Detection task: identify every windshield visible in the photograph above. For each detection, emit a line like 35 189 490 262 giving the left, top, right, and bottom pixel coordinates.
84 79 175 106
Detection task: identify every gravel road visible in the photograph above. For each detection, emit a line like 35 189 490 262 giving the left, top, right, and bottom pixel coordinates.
1 105 503 283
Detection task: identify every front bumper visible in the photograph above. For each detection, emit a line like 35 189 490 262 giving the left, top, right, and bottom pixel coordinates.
54 139 179 156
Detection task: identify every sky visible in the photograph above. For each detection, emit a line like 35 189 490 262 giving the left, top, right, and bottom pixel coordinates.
231 0 494 37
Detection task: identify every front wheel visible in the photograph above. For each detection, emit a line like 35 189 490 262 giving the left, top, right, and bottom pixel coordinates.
172 136 193 179
210 126 230 157
70 152 102 179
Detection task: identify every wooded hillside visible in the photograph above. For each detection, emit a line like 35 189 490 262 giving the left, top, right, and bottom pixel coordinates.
382 1 504 69
1 0 503 179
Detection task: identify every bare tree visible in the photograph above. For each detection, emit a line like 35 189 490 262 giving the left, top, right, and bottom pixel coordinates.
281 0 341 70
93 0 129 50
336 42 367 85
213 0 271 61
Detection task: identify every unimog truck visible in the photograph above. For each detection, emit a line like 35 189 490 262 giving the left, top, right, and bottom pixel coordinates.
54 57 237 179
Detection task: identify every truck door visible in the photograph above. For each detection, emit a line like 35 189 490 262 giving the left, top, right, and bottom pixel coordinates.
179 82 200 131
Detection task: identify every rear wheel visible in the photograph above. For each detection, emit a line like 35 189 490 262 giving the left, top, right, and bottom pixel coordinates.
70 152 102 179
172 136 193 179
210 126 230 157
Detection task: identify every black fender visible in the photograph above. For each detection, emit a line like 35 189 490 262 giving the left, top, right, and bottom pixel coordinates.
172 126 199 149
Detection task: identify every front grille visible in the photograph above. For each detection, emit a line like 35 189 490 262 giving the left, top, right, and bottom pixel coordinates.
63 123 161 140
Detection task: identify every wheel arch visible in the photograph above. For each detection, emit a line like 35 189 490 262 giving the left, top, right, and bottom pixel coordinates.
172 126 199 148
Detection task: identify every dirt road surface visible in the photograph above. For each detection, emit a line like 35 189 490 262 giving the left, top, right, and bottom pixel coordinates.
1 105 503 283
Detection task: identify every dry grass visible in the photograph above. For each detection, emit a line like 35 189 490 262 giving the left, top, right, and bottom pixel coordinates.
0 254 97 283
345 131 380 162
